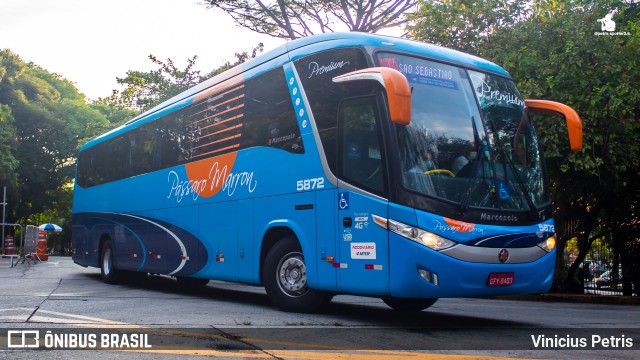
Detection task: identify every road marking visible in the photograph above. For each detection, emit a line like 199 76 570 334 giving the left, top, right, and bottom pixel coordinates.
120 349 272 358
0 307 35 322
0 309 532 359
120 349 533 359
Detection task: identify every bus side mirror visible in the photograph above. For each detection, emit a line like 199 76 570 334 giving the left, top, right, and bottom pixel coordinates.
333 67 412 126
525 99 583 151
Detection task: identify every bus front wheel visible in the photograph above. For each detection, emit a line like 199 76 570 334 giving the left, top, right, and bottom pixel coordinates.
382 297 438 312
100 239 121 284
263 237 332 312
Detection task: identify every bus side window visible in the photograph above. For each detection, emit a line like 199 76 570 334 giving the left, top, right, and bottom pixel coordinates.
338 96 386 195
77 140 112 187
293 47 371 175
89 145 108 186
108 136 130 181
130 127 156 175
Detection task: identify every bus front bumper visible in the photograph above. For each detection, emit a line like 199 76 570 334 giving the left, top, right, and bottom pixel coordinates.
388 233 555 298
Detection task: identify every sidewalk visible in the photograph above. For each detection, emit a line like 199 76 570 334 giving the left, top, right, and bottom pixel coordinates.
0 253 40 268
496 292 640 305
0 255 19 268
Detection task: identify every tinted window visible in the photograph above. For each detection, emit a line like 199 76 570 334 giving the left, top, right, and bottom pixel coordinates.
243 68 303 153
130 127 155 176
109 136 129 181
76 67 300 188
294 48 370 174
338 96 386 194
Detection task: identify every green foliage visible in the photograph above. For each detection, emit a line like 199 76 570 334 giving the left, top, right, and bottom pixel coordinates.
101 43 265 112
409 0 532 54
96 54 203 111
0 104 18 188
0 49 125 232
203 42 265 78
114 55 201 111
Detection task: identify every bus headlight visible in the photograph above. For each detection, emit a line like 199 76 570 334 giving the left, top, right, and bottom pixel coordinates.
537 236 556 252
388 219 456 251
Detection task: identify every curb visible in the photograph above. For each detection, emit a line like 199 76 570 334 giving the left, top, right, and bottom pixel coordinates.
494 293 640 305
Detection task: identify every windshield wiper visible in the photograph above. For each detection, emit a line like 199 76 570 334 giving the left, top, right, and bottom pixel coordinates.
456 118 487 215
456 154 480 215
488 120 540 221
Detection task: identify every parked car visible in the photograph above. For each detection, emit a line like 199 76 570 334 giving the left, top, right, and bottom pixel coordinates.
583 260 608 281
595 270 622 288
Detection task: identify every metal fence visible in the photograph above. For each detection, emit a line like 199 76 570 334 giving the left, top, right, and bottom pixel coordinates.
557 216 633 297
581 239 625 296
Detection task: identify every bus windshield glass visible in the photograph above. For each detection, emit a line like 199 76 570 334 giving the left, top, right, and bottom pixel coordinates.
377 53 549 212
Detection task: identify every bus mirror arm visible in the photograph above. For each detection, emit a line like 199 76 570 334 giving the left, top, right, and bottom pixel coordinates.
525 99 583 151
332 67 412 126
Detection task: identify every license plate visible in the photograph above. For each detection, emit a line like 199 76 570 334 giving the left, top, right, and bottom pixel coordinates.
488 272 514 287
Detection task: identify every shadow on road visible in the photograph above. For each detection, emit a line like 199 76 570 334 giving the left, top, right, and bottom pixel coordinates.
79 272 534 330
63 272 640 353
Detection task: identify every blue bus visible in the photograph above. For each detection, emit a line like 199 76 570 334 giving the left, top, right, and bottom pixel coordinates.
72 32 582 312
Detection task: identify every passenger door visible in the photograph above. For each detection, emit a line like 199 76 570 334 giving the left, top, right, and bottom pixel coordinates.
336 96 390 295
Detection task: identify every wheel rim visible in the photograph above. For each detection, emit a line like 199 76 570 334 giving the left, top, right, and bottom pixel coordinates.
277 252 308 297
103 247 112 276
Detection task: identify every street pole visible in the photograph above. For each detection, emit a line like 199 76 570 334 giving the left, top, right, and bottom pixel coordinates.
1 186 6 252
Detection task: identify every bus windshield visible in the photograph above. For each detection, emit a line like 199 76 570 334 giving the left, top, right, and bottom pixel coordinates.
377 53 549 212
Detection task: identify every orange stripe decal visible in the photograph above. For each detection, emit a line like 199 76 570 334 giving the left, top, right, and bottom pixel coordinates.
191 105 245 127
192 134 241 151
190 93 245 118
190 123 243 143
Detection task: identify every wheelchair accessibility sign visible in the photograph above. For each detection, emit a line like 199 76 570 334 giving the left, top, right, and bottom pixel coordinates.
339 192 349 210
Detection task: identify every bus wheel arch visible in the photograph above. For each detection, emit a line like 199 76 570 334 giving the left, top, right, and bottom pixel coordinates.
261 230 332 312
259 226 297 282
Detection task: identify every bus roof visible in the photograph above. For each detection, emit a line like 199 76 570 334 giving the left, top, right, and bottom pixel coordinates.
82 32 509 151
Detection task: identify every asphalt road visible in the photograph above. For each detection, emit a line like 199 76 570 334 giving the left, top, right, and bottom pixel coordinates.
1 256 638 359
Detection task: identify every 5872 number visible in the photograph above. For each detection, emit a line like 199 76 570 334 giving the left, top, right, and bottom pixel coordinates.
296 178 325 191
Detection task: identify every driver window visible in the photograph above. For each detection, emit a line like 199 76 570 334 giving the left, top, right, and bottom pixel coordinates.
338 96 386 195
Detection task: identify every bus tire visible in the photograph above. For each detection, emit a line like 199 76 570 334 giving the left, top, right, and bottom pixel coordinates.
382 297 438 312
263 237 332 313
100 239 121 284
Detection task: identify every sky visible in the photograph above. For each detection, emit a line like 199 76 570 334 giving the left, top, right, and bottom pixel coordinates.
0 0 287 100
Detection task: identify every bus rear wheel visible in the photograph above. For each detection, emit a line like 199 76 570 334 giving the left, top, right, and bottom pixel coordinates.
263 237 332 312
100 239 121 284
382 297 438 312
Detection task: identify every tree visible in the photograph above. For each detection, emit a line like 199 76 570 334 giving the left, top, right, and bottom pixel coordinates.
408 0 531 55
101 43 265 112
103 55 201 111
203 0 417 39
203 42 265 78
0 50 21 192
0 49 121 229
0 104 18 189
